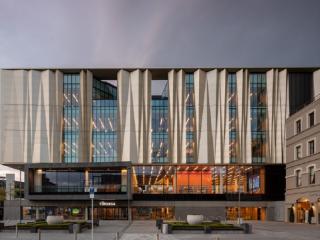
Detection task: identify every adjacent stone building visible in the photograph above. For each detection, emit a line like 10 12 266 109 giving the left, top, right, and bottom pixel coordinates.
286 91 320 224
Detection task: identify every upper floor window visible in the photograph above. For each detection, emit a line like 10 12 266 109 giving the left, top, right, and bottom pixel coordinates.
309 111 315 128
308 140 315 155
63 73 80 163
295 145 302 160
296 169 302 187
296 119 301 134
309 166 315 184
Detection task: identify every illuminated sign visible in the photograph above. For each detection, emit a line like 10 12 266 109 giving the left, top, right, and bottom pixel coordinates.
72 208 80 215
99 201 116 206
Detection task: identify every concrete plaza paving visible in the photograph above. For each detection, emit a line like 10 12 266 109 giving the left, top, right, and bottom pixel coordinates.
1 220 320 240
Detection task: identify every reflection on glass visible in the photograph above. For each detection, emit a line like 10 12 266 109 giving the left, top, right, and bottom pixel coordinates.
250 73 267 163
132 207 174 220
34 168 127 193
40 170 85 193
89 169 125 192
228 73 237 163
63 74 80 163
92 79 118 162
152 80 169 163
185 73 195 163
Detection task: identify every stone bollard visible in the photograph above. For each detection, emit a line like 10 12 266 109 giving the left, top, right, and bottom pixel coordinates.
38 229 41 240
115 232 120 240
74 231 77 240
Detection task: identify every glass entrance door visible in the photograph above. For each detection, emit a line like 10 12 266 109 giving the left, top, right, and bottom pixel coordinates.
91 207 128 220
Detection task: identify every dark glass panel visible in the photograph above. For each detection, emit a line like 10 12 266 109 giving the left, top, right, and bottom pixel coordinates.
63 73 80 163
92 79 118 162
151 83 169 163
185 73 195 163
250 73 267 163
228 73 238 163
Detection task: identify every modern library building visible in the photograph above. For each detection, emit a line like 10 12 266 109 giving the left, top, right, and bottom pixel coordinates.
0 68 318 221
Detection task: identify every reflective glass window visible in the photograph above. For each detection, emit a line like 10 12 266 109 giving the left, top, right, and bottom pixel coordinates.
63 74 80 163
185 73 195 163
250 73 267 163
151 80 169 163
228 73 237 163
92 79 118 162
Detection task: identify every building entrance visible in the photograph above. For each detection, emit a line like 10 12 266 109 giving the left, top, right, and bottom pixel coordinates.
226 207 266 220
296 198 313 223
132 207 174 220
91 207 128 220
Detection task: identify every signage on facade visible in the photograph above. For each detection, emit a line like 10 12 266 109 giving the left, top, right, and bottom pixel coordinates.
89 186 95 199
99 201 116 206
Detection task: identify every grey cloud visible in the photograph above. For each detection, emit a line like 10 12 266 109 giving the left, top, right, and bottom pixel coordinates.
0 0 319 68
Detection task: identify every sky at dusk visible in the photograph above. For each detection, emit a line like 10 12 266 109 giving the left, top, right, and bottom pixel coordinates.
0 0 320 68
0 0 320 178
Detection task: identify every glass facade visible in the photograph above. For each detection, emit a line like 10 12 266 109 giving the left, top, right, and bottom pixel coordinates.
63 74 80 163
31 168 127 194
132 165 265 194
61 72 270 165
23 207 85 220
185 73 195 163
151 81 169 163
228 73 237 163
89 169 127 193
226 207 266 221
92 79 118 162
91 207 128 220
249 73 267 163
132 207 174 220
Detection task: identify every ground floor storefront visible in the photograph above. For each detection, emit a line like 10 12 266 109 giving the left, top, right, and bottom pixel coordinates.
3 163 285 222
15 200 282 221
21 206 269 221
285 196 320 224
226 207 266 220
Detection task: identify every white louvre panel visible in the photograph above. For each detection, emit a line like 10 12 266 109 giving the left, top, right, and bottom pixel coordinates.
0 69 63 163
118 69 151 163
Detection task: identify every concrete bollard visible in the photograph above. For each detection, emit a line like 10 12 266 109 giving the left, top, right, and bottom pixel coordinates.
74 231 77 240
38 229 41 240
115 232 120 240
156 233 159 240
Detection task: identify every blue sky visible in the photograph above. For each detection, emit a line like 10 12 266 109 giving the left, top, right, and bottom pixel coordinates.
0 0 320 68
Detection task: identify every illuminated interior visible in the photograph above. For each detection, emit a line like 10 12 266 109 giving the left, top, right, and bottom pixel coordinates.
226 207 266 220
132 165 265 194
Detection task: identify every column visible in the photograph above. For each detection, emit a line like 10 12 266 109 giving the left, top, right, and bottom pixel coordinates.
36 208 40 220
85 208 88 221
118 70 151 163
79 70 93 162
5 174 15 200
168 70 186 163
34 169 42 192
